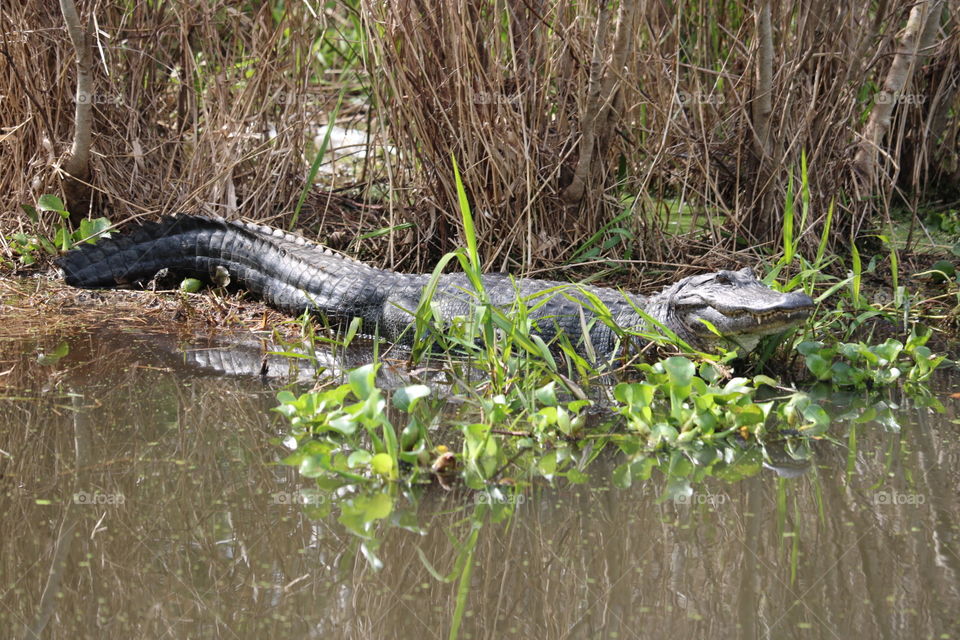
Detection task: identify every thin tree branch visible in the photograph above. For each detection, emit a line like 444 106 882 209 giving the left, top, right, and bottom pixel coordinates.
853 0 945 180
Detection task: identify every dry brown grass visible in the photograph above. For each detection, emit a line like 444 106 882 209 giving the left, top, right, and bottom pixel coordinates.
0 2 353 242
0 1 957 277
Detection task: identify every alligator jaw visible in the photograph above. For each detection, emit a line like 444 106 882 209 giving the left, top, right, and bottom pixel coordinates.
665 268 815 351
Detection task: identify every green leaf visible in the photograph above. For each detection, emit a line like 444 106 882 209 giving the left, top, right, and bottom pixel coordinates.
393 384 431 412
347 450 372 468
538 450 558 477
299 453 331 478
349 364 376 400
800 404 831 436
20 204 38 223
343 316 362 346
612 462 632 488
534 381 558 407
37 194 67 214
663 356 695 390
804 353 831 380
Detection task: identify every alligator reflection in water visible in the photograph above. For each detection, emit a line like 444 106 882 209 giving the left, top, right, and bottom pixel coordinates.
1 325 958 638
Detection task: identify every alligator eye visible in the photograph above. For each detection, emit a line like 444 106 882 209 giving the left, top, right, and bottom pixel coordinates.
716 272 732 285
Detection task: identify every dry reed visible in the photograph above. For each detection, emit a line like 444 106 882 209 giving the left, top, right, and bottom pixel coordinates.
0 1 956 277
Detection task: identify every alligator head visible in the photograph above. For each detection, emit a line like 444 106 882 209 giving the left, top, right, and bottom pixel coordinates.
644 267 814 353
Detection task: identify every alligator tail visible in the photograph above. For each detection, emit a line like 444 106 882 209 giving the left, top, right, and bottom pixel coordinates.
57 216 270 289
57 215 393 321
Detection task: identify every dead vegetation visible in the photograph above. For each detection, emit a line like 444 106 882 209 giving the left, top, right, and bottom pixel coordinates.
0 1 957 276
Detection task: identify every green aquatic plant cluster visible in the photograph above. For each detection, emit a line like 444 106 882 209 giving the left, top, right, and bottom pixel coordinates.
798 331 944 390
275 363 430 484
273 340 941 491
4 194 110 267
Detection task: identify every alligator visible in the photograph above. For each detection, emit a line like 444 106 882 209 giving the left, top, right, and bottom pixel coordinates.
59 215 814 359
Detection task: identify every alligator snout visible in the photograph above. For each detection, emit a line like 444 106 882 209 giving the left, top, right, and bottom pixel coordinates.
779 291 816 315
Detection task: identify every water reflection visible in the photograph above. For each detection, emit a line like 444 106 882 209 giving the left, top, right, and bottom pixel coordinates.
0 323 957 639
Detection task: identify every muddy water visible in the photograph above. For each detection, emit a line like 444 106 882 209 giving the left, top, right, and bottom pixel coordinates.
1 322 958 639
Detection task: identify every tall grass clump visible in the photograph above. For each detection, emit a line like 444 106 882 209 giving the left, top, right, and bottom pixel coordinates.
361 0 957 269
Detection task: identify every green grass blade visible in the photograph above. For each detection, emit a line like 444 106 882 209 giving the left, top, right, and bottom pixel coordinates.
798 148 810 234
782 171 794 264
850 240 862 306
451 154 481 286
291 87 345 230
448 524 480 640
814 198 834 269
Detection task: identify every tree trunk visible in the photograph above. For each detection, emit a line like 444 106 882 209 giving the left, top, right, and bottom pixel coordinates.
59 0 94 226
853 0 944 182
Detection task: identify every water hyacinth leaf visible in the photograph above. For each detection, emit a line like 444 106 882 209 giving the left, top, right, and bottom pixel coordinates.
299 453 331 478
328 413 359 436
873 367 901 385
612 462 632 488
800 404 830 436
753 374 779 388
650 423 679 445
796 341 823 356
349 364 376 400
535 406 558 429
393 384 431 411
348 450 372 468
698 362 722 384
664 356 695 390
804 353 831 379
694 408 718 432
734 403 767 426
340 492 395 538
400 423 421 449
872 339 903 364
538 450 558 477
614 382 655 407
535 381 559 407
555 407 572 435
276 390 297 405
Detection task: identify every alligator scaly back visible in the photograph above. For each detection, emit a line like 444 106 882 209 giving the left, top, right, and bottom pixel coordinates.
59 215 401 323
59 215 814 357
